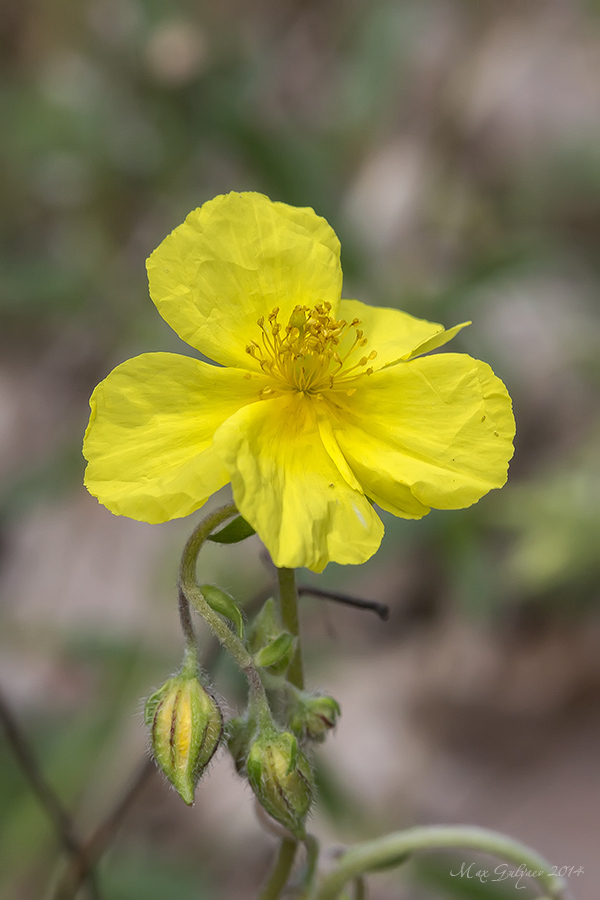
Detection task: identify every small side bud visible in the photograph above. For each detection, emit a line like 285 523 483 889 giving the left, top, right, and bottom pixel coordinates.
253 632 296 674
247 598 295 674
289 692 341 743
145 670 223 805
246 731 314 839
247 597 279 651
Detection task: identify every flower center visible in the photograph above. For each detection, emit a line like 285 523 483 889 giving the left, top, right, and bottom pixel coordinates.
246 302 376 398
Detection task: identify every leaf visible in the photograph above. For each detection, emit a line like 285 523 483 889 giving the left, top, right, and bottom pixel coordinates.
208 516 256 544
253 633 295 672
199 584 244 638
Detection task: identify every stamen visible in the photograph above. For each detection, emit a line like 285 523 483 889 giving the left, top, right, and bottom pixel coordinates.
249 304 376 397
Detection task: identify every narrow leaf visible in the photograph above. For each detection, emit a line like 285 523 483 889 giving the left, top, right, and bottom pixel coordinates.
208 516 256 544
199 584 244 639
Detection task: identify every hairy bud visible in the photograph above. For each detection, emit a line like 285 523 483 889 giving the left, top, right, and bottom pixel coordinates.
247 598 295 675
289 692 341 743
145 670 223 805
246 731 314 839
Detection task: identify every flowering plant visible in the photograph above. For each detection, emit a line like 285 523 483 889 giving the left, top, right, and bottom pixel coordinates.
79 194 569 900
83 191 514 572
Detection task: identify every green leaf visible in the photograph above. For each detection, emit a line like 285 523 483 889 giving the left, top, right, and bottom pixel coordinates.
253 633 295 672
208 516 256 544
199 584 244 638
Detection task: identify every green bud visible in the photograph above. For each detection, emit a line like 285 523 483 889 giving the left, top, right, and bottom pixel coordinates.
289 692 341 743
247 598 280 653
253 632 296 674
247 598 295 674
246 731 314 839
145 670 223 805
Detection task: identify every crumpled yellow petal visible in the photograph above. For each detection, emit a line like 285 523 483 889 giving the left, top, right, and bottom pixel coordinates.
147 192 343 368
212 393 384 572
338 299 469 369
83 353 263 522
328 353 515 516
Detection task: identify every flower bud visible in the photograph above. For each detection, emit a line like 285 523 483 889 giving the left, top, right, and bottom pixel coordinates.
289 692 341 743
246 731 314 839
247 598 295 675
145 670 223 805
247 598 280 652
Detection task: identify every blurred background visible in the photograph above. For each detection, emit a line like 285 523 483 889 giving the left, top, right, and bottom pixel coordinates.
1 0 600 897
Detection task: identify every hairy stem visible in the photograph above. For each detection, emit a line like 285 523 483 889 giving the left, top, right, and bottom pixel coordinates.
258 839 298 900
256 568 307 900
178 503 238 587
312 825 571 900
178 504 273 730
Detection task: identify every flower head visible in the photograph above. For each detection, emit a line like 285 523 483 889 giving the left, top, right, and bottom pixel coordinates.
83 191 514 571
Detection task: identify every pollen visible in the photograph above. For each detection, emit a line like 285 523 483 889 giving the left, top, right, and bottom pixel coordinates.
246 303 376 397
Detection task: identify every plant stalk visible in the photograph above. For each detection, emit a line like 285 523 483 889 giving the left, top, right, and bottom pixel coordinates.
277 567 304 690
312 825 571 900
258 839 298 900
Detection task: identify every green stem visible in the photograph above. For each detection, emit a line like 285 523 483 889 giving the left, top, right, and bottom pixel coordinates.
312 826 570 900
277 567 304 690
301 835 320 893
257 839 297 900
178 503 238 587
177 589 199 673
178 504 272 729
256 568 306 900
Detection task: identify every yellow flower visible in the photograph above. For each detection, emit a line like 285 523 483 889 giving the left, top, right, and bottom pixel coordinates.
83 191 515 572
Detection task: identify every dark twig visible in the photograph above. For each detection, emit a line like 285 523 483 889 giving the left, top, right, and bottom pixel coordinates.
0 686 101 899
297 585 390 621
53 757 156 900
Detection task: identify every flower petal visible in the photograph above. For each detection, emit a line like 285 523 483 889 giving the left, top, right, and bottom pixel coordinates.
329 354 515 516
83 353 264 522
147 192 343 368
213 394 384 572
338 299 469 369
